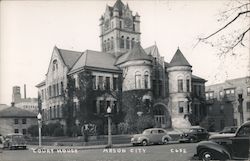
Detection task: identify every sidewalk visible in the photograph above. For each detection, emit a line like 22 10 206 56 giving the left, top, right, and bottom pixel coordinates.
27 143 132 151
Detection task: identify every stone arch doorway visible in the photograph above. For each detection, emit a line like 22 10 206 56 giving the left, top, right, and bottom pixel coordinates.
153 103 171 128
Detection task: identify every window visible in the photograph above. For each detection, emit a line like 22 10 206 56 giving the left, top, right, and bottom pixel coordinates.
48 86 52 98
119 20 122 28
98 76 104 90
131 38 135 48
107 39 110 51
113 77 118 90
100 100 105 113
247 87 250 95
133 23 135 31
206 92 214 100
186 79 190 92
57 105 60 118
220 105 224 114
14 119 18 124
144 72 149 89
126 37 130 49
225 88 235 96
178 101 184 113
111 37 114 50
103 40 106 52
60 82 64 95
247 102 250 112
49 107 52 119
120 36 124 48
53 106 56 118
14 129 19 133
135 72 141 89
22 129 27 135
22 118 26 124
92 76 96 89
178 79 183 92
105 77 110 90
52 60 58 71
219 91 223 98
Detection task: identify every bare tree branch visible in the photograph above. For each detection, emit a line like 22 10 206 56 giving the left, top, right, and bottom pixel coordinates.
200 10 250 40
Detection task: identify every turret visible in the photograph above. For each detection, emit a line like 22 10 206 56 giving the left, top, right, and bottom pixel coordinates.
167 48 192 128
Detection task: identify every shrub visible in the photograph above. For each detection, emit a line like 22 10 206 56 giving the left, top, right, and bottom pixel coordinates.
118 122 129 134
136 115 155 133
53 127 64 136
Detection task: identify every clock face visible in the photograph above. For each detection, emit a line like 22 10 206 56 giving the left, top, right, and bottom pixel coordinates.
124 17 132 28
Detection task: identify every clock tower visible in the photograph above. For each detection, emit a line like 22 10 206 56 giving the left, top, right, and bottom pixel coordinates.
100 0 141 57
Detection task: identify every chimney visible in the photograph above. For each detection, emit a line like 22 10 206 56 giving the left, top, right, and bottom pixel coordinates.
24 84 26 99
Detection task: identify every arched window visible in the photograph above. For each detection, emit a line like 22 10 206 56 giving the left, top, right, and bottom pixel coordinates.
135 71 141 89
144 71 149 89
131 38 135 48
177 75 184 92
103 40 106 52
120 36 124 48
186 77 190 92
111 37 114 50
52 60 58 71
107 39 110 51
126 37 130 49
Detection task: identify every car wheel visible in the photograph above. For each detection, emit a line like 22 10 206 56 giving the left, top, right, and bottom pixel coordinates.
163 138 169 144
199 150 213 161
142 140 148 146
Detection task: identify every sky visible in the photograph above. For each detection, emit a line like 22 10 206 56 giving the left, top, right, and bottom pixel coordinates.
0 0 249 105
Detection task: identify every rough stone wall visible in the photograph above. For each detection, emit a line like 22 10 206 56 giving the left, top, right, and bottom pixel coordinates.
120 60 152 91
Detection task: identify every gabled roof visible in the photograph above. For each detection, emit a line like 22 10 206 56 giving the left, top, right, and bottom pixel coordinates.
0 106 37 118
69 50 120 74
35 80 45 88
116 42 152 65
57 48 83 69
144 45 160 58
169 48 191 67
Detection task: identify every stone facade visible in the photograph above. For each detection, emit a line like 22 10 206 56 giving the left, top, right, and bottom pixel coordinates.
205 76 250 131
36 0 206 133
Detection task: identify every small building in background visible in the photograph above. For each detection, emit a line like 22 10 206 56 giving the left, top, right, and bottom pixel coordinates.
0 103 37 136
12 85 38 113
205 76 250 131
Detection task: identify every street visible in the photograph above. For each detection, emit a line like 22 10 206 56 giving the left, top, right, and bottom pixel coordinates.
0 143 197 161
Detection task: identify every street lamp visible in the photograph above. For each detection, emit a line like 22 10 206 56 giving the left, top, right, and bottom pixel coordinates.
37 113 42 147
106 106 112 148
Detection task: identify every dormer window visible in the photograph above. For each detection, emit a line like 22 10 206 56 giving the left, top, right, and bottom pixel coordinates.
52 60 58 71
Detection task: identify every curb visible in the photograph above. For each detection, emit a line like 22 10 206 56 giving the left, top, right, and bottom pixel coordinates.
27 143 132 151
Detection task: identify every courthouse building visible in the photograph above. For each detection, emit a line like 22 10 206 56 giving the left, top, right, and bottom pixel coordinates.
36 0 206 134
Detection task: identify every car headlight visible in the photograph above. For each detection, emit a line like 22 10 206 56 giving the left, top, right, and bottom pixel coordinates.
185 133 188 137
131 138 134 141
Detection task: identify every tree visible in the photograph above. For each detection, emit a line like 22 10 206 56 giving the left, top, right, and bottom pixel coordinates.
196 1 250 55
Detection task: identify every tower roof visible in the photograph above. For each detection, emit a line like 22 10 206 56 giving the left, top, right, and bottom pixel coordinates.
116 42 152 65
169 48 191 67
113 0 125 14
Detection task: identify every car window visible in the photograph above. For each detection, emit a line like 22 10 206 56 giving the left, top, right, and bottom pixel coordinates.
151 130 158 134
237 126 250 137
142 130 150 135
197 129 204 132
158 130 165 134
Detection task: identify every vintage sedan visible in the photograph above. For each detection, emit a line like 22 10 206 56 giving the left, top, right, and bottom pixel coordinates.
131 128 172 146
219 126 238 134
179 126 209 143
3 133 27 150
196 121 250 161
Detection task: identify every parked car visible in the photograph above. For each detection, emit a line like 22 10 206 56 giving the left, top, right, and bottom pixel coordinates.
3 133 27 150
219 126 238 134
179 126 209 143
195 121 250 161
131 128 172 146
166 129 184 142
